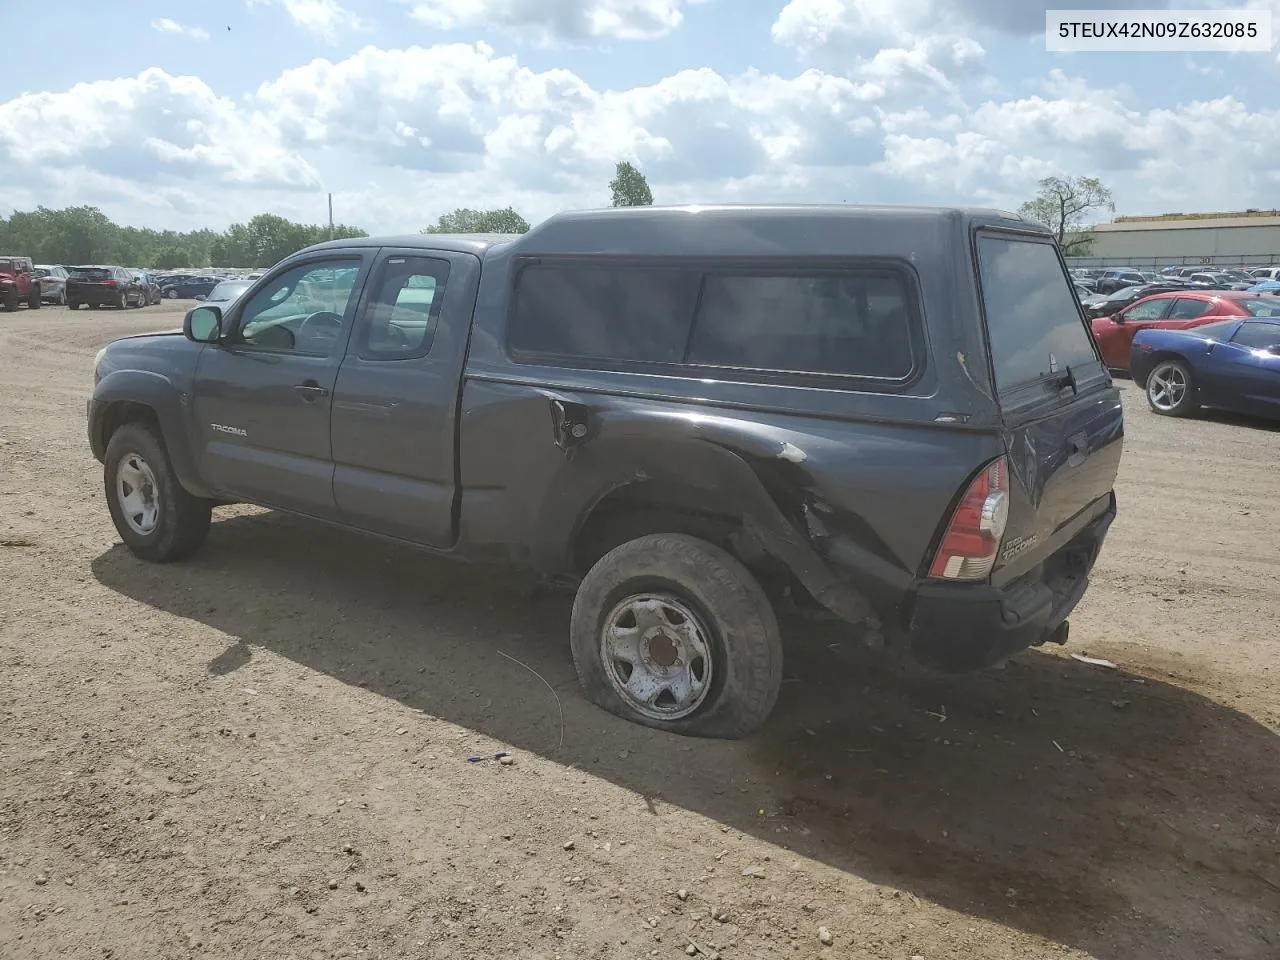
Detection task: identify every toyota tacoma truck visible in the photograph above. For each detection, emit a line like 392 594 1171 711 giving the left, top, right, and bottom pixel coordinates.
88 204 1123 738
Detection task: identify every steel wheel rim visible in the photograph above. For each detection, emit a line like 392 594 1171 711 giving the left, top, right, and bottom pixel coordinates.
116 453 159 535
600 593 714 721
1148 362 1187 411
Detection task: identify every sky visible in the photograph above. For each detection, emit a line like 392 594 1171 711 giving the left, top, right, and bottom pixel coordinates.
0 0 1275 235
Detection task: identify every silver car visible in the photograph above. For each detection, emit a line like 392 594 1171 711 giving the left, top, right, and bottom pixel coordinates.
34 265 70 304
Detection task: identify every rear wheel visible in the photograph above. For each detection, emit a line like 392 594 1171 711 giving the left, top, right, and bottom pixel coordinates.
67 300 78 310
165 288 178 299
116 291 127 310
570 534 783 739
28 288 40 309
104 422 212 562
1146 358 1196 417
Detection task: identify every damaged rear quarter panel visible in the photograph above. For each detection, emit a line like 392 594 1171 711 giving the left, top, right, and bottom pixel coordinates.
457 377 999 619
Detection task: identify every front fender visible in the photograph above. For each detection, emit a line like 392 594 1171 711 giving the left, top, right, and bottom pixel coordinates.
90 370 214 499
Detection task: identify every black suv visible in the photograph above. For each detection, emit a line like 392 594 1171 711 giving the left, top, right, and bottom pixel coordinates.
88 205 1123 738
67 266 148 310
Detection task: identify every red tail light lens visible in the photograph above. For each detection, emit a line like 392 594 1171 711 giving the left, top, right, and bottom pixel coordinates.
929 456 1010 581
103 279 117 286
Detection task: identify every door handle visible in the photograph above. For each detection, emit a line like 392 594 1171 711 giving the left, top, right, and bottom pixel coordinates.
293 381 329 402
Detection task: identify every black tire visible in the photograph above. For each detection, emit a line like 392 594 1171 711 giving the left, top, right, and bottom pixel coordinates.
165 288 178 299
28 288 40 309
67 300 78 310
570 533 783 739
104 422 212 562
1145 358 1197 417
116 291 127 310
2 293 16 312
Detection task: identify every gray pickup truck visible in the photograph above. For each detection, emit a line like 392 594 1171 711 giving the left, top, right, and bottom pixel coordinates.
88 204 1123 738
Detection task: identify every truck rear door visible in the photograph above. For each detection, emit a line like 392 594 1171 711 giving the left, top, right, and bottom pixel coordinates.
973 231 1124 586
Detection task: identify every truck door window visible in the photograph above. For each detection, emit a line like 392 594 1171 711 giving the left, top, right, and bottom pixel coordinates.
237 259 362 357
356 256 450 360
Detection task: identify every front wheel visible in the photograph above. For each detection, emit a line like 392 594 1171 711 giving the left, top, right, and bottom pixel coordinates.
28 288 41 309
165 288 178 299
104 422 212 562
1146 358 1196 417
570 534 783 739
2 293 17 312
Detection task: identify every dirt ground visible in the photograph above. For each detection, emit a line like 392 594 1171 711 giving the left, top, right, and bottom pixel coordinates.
1 301 1277 960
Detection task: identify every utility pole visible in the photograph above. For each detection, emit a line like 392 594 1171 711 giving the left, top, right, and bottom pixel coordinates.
327 193 334 240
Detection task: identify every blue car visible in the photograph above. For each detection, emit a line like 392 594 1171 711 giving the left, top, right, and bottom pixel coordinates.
159 275 220 299
1130 308 1280 419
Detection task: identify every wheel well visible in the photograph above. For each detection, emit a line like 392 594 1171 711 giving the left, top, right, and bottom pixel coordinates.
571 481 752 575
570 481 824 613
98 400 161 452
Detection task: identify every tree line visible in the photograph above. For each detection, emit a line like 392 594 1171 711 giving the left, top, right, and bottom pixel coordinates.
0 161 656 269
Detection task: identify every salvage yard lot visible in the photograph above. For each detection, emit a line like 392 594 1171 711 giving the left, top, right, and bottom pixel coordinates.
1 302 1278 960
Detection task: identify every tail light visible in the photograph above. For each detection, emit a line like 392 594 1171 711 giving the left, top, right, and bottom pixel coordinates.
102 279 117 286
928 456 1010 581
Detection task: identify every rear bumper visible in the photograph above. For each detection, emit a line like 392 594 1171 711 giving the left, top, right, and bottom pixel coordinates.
900 492 1116 673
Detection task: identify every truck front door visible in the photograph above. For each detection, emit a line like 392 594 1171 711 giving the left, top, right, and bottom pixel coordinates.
191 253 371 518
329 248 482 547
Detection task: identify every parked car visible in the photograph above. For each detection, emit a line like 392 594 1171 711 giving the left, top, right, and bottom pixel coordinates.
1247 280 1280 293
1083 283 1186 319
87 204 1123 737
1090 291 1275 371
1131 306 1280 418
132 271 161 305
1095 270 1149 294
0 255 42 311
160 275 220 299
66 266 148 310
34 264 70 305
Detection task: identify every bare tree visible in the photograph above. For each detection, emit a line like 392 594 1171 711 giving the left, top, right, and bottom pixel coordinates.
1018 176 1114 255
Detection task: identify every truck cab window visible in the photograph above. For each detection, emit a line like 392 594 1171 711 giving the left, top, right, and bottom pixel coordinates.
358 256 450 360
237 259 361 356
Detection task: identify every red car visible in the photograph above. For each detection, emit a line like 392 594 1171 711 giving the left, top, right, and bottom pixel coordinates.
1090 291 1273 371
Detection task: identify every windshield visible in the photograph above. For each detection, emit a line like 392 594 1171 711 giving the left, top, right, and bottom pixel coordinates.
1108 285 1145 301
0 259 14 273
1241 299 1280 318
208 281 251 302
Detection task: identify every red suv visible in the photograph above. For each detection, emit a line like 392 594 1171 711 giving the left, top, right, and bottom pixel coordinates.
0 256 41 312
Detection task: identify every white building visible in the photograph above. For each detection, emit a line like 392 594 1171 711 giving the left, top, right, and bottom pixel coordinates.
1068 211 1280 269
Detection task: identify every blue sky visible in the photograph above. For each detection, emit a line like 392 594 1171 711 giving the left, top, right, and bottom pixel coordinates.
0 0 1274 233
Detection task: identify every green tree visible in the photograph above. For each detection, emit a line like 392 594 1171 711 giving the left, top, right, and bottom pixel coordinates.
151 245 192 269
1018 176 1114 255
0 205 366 269
422 207 530 234
609 161 653 207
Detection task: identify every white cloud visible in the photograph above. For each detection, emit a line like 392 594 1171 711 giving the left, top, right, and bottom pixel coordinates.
876 70 1280 209
403 0 708 43
0 69 320 191
0 40 1276 235
252 42 883 186
247 0 363 43
150 18 211 40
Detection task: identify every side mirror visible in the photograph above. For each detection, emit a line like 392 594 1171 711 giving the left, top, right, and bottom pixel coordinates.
185 305 223 343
